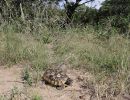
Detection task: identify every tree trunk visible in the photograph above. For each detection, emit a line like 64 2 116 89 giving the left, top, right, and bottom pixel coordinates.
65 2 79 24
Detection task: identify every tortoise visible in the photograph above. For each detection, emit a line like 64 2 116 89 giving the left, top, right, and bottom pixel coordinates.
42 68 73 90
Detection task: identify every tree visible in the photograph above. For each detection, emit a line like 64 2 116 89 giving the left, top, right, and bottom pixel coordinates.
35 0 95 23
99 0 130 17
0 0 37 20
64 0 94 23
99 0 130 33
0 0 95 25
72 6 98 25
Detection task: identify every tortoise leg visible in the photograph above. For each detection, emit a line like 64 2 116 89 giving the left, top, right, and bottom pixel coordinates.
56 84 68 90
65 78 73 86
44 81 49 85
56 85 65 90
42 80 49 85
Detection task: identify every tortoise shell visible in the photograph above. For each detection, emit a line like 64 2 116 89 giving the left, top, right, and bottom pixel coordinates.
42 68 72 89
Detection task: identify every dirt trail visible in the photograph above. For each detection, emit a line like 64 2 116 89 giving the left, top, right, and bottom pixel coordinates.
46 43 55 64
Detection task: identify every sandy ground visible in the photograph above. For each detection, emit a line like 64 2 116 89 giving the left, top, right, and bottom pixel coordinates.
0 64 96 100
27 69 96 100
0 65 23 94
0 65 130 100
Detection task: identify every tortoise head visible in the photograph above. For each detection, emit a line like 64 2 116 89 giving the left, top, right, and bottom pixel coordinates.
65 77 73 86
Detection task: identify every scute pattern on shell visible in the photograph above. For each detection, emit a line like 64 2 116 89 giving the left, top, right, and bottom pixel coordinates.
42 68 69 86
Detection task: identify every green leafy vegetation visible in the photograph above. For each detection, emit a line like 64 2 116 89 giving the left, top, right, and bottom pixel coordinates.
32 94 42 100
22 67 33 86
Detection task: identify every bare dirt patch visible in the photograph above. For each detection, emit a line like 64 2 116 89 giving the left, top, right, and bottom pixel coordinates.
0 65 129 100
0 65 24 94
0 64 95 100
27 69 95 100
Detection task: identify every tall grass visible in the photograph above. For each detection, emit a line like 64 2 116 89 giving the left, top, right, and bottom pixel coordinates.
0 24 48 69
53 26 130 86
50 26 130 97
0 20 130 77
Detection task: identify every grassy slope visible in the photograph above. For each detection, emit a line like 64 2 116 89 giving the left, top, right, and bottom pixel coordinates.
0 23 130 99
